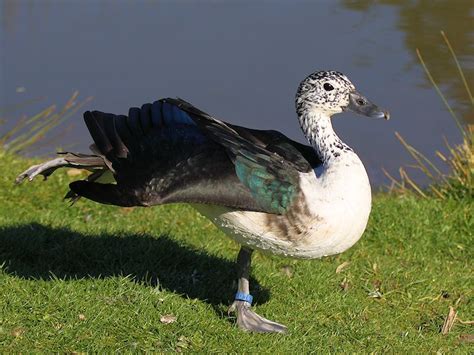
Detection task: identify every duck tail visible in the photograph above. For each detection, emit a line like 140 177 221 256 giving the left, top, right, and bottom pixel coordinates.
68 180 140 207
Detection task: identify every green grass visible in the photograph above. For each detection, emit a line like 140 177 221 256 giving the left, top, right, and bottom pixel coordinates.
0 153 472 352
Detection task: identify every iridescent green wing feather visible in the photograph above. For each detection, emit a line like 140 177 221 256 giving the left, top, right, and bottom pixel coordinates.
167 98 307 214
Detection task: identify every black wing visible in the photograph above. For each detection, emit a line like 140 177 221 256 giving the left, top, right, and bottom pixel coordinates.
71 98 321 214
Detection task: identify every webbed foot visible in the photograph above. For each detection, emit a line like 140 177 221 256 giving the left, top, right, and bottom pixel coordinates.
231 247 287 333
228 300 287 333
16 157 68 184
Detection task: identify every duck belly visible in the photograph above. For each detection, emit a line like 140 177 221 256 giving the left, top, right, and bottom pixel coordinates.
193 196 370 259
193 158 372 259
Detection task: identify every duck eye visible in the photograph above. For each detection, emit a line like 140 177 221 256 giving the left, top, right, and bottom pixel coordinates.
323 83 334 91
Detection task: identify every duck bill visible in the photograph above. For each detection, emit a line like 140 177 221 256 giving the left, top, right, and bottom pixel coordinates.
345 91 390 120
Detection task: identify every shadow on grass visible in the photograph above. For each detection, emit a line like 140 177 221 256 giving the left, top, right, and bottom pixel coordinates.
0 223 269 309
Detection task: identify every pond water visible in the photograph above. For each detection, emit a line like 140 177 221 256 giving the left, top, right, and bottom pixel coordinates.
1 1 473 187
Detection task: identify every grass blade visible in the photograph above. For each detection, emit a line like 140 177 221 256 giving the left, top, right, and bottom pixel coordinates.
440 30 474 105
416 48 466 137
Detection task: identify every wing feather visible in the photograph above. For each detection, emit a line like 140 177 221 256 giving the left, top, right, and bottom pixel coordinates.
74 98 321 214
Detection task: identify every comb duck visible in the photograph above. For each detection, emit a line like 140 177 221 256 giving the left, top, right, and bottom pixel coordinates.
17 70 389 333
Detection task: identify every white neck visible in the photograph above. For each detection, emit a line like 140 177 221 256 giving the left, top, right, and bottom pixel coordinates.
298 111 352 164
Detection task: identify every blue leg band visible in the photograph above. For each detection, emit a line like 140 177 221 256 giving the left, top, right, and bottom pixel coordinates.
235 292 253 305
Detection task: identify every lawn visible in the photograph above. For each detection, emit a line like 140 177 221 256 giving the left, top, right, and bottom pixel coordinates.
0 153 472 352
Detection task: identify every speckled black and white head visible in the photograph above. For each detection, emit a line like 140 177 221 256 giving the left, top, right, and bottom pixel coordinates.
295 70 389 119
295 70 389 162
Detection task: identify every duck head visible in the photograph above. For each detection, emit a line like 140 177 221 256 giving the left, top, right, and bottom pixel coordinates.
295 70 390 120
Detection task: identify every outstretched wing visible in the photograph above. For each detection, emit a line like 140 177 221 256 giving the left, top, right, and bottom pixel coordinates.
165 98 322 213
71 98 321 214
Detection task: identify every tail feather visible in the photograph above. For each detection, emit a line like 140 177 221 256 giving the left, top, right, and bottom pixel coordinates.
69 180 140 207
64 169 111 204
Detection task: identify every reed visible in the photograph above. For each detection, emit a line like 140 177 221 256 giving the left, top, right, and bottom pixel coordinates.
384 31 473 199
0 92 92 155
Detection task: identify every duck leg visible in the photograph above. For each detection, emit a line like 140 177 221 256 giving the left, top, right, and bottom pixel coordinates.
16 157 71 183
15 153 104 184
228 247 287 333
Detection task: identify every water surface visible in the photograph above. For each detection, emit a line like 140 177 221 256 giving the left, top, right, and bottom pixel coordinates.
1 1 473 186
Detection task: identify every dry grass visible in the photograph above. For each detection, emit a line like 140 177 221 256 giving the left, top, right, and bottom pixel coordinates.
384 31 473 199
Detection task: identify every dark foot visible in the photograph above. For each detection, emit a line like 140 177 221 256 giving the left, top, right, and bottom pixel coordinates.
228 300 287 333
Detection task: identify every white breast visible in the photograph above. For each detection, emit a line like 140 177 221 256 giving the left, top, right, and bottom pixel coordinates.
193 152 371 260
296 152 372 258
